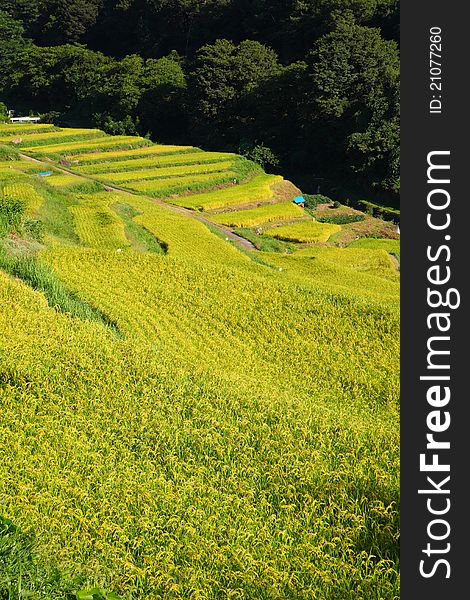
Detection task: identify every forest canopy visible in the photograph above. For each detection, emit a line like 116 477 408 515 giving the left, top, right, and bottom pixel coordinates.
0 0 400 204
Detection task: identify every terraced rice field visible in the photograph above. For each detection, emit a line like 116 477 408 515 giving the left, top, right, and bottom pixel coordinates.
169 173 283 210
22 135 152 155
43 174 84 187
0 128 399 598
93 161 237 183
264 221 341 243
0 128 105 146
69 145 197 164
0 123 57 136
211 201 306 227
1 180 44 217
79 151 237 174
349 237 401 259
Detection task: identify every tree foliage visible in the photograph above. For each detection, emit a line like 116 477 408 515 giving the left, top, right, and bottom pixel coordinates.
0 0 400 201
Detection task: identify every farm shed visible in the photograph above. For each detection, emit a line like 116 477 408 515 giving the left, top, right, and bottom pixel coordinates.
293 195 305 207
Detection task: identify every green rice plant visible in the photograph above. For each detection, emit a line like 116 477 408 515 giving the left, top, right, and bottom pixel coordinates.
0 159 50 174
94 160 237 183
22 136 152 155
264 220 341 243
169 174 283 211
0 145 21 161
211 201 305 227
124 171 237 197
318 213 365 225
79 151 237 174
69 145 198 164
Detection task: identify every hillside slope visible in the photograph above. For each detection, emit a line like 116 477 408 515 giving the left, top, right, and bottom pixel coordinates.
0 124 399 599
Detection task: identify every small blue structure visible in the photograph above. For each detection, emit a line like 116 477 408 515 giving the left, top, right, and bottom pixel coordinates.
293 195 305 207
37 171 53 177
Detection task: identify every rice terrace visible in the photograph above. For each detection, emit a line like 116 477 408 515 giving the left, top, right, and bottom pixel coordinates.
0 123 400 599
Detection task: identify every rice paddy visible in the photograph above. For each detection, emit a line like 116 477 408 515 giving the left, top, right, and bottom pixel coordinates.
264 221 341 243
210 201 306 227
79 152 237 174
0 126 400 599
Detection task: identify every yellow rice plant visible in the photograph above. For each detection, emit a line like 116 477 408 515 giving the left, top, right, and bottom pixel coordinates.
70 193 130 251
122 194 251 267
211 201 306 227
124 171 236 195
0 128 104 145
0 142 400 600
79 151 237 174
260 249 399 305
68 145 197 163
93 160 236 183
44 174 84 187
349 237 400 258
264 220 341 243
169 174 283 211
0 123 56 135
2 181 44 217
22 136 151 154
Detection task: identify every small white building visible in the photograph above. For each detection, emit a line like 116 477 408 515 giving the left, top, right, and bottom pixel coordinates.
9 116 41 123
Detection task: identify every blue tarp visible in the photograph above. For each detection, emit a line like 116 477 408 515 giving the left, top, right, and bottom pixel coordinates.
38 171 53 176
293 195 305 204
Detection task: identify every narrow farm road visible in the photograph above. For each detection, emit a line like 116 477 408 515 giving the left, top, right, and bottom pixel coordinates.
19 153 257 251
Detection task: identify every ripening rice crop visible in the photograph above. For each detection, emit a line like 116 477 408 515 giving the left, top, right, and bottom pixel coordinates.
0 160 49 174
0 128 105 146
68 145 197 164
122 194 251 266
0 239 399 597
43 174 84 187
79 151 237 174
169 173 283 211
260 248 400 304
123 171 237 196
264 220 341 243
349 237 401 259
0 130 400 600
69 193 130 251
211 201 306 227
0 123 57 135
1 181 44 217
93 160 237 183
22 136 151 155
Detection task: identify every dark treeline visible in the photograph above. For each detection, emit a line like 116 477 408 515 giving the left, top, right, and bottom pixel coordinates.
0 0 399 205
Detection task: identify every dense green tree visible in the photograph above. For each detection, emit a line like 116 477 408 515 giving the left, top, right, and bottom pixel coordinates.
0 0 400 202
188 39 280 144
302 17 400 196
138 54 187 140
0 11 30 92
31 0 102 45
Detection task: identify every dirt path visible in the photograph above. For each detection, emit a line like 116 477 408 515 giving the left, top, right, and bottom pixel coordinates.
19 153 257 251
